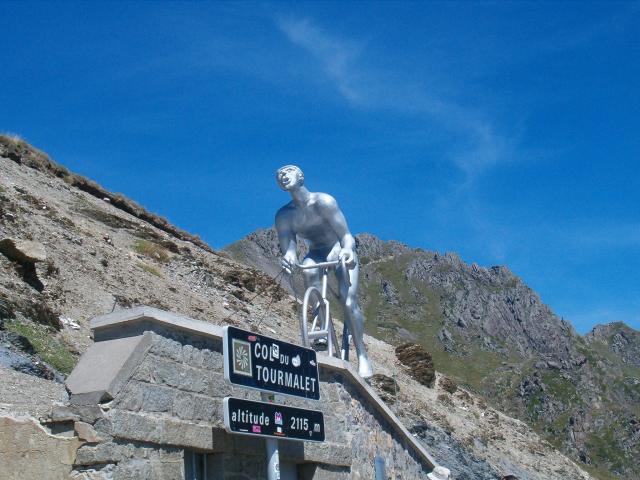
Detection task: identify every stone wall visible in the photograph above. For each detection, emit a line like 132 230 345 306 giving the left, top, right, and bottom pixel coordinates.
73 440 183 480
0 416 81 480
65 307 440 479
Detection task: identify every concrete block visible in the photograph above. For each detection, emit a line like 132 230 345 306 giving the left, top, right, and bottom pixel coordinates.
69 464 116 479
75 443 123 465
91 306 223 343
67 333 153 404
149 336 184 363
109 410 215 450
75 421 103 442
172 391 219 423
146 356 205 393
141 383 175 414
131 357 155 383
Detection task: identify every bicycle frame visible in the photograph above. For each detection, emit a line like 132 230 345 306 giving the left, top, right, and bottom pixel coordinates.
294 258 351 360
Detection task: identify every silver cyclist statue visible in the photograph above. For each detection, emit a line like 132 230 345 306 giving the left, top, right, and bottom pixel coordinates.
275 165 373 378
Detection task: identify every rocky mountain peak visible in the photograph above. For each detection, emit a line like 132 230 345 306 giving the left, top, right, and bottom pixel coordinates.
585 321 640 368
354 233 412 262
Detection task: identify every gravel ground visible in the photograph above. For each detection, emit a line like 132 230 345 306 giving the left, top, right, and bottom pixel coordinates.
0 366 68 418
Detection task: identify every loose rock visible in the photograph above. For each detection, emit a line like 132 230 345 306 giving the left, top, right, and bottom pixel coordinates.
0 238 46 264
439 376 458 394
368 373 399 404
395 342 436 387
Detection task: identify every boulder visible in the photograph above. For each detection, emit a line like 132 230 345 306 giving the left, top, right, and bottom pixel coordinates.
439 376 458 394
427 465 451 479
368 373 399 404
0 238 46 264
395 343 436 388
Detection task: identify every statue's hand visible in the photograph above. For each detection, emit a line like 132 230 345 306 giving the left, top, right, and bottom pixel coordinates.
339 248 355 268
281 254 297 274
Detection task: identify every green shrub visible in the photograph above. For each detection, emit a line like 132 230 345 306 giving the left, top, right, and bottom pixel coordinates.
5 321 77 374
136 261 163 277
133 240 170 263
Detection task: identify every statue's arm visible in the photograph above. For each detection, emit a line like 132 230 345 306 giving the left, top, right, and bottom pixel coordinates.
319 194 356 254
275 208 297 266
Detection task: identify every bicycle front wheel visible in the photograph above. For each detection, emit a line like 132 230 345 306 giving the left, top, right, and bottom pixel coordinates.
301 287 339 357
301 287 325 347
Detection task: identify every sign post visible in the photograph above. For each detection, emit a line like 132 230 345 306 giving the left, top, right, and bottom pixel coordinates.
262 393 280 480
222 326 323 480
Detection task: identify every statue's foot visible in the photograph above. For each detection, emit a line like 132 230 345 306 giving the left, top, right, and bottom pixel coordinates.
358 355 373 379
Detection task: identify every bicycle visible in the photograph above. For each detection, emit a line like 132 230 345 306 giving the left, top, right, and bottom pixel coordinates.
284 257 352 361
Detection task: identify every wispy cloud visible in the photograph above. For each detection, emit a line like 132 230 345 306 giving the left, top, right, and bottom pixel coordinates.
276 15 513 182
559 222 640 250
277 17 364 104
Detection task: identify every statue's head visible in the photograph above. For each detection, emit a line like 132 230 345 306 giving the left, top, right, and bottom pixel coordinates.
276 165 304 191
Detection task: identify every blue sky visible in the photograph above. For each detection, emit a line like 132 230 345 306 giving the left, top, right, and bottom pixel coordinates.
1 1 638 333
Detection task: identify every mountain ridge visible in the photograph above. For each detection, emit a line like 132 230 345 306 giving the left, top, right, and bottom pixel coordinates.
230 227 635 339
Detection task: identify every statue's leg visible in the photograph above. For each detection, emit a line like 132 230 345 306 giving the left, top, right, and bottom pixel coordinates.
338 259 373 378
301 253 321 291
301 252 325 346
326 243 349 358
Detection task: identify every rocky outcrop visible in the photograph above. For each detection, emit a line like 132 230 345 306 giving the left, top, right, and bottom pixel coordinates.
399 250 578 361
0 238 48 291
368 373 399 404
395 343 436 388
410 420 500 480
0 238 46 264
438 376 458 394
585 322 640 368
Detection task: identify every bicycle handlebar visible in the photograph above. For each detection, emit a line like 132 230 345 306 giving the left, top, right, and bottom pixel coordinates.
282 257 352 287
295 259 342 269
